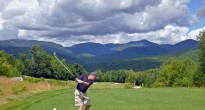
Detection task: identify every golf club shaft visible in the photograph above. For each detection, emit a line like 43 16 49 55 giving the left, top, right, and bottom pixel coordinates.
54 55 76 78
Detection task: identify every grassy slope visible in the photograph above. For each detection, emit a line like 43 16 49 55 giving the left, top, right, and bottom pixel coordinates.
1 87 205 110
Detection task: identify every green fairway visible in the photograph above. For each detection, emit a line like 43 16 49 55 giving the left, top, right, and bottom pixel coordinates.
1 88 205 110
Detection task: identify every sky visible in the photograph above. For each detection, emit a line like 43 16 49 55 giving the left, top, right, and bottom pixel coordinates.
0 0 205 47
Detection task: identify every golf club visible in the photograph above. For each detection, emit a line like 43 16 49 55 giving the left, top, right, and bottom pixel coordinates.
53 52 76 78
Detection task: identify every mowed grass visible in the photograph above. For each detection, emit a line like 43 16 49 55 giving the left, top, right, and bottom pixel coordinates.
1 88 205 110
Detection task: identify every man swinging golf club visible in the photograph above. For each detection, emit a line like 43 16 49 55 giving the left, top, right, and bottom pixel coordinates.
53 52 96 110
75 72 97 110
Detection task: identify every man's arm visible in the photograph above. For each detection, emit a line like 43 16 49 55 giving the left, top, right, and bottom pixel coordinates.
75 75 84 83
75 78 83 83
75 78 91 86
82 82 90 86
83 80 94 87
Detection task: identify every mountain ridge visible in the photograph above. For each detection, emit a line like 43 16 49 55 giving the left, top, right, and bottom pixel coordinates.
0 39 198 69
68 39 198 58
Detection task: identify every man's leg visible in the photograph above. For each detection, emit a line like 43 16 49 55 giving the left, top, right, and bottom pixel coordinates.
83 94 91 110
85 105 91 110
78 106 83 110
75 90 83 110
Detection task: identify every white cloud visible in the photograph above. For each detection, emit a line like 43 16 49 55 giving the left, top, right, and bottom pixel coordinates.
2 0 38 19
2 0 197 32
49 25 189 47
186 26 205 40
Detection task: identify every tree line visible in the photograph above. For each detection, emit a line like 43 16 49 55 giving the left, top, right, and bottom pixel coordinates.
0 46 87 80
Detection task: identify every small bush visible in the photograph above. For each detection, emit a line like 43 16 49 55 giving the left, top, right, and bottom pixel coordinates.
124 83 134 89
12 83 27 94
24 76 42 83
152 82 166 88
141 83 145 87
40 77 45 81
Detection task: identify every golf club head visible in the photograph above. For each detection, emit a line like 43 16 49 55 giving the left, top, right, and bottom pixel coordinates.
53 52 56 56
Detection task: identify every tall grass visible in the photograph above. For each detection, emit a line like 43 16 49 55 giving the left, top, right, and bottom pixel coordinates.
0 76 21 95
0 76 75 106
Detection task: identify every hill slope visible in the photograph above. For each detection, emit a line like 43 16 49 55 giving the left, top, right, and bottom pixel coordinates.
0 39 77 63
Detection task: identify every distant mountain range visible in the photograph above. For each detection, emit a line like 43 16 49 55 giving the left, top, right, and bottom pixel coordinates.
68 40 158 56
0 39 198 71
67 39 198 63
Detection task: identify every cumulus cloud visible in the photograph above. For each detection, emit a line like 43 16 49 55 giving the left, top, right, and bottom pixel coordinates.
44 25 189 47
0 0 201 46
186 26 205 40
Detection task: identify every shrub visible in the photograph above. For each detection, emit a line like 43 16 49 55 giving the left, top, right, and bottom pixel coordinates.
124 83 134 89
152 82 166 88
12 83 27 94
141 83 145 87
40 77 45 81
24 76 42 83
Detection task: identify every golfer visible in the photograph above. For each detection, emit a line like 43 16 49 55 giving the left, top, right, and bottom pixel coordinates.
75 72 97 110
